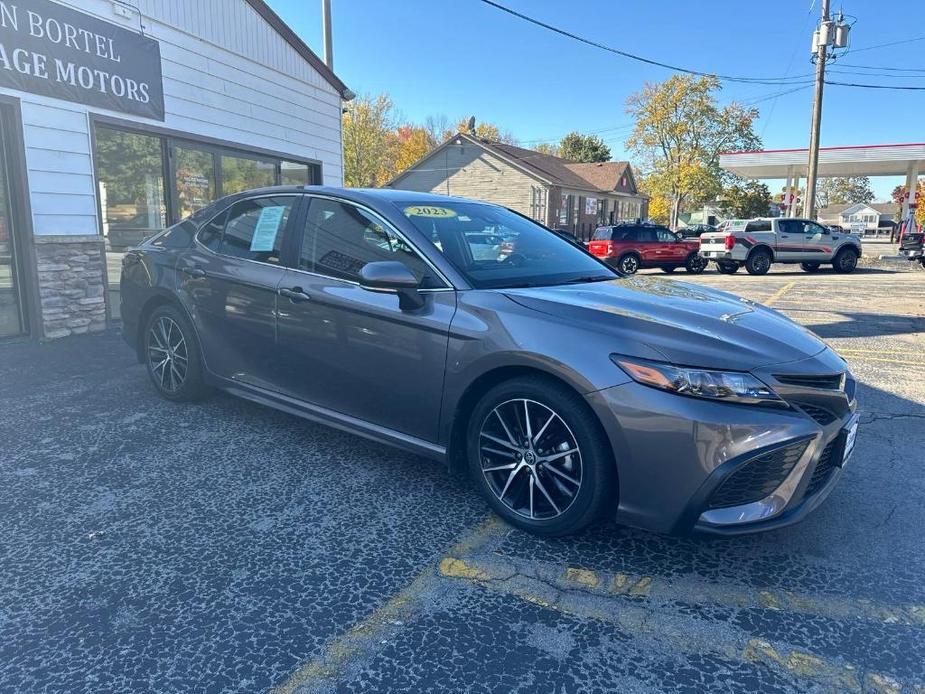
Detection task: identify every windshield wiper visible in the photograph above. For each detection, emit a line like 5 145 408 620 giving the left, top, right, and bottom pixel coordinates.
556 275 615 285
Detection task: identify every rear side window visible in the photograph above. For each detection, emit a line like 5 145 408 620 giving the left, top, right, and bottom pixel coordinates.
637 228 658 242
150 220 197 249
745 220 772 232
197 196 296 263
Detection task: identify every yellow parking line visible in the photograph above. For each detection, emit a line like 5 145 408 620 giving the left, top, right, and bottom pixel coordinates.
837 348 922 355
272 516 506 694
764 281 796 307
843 356 925 367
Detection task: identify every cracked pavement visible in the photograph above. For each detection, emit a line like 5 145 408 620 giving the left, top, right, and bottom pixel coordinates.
1 265 923 693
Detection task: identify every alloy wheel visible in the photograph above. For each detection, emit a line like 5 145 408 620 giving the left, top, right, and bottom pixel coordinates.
620 256 639 274
478 398 583 520
147 316 188 394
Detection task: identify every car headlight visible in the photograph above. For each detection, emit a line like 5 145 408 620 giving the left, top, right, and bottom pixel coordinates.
611 356 783 405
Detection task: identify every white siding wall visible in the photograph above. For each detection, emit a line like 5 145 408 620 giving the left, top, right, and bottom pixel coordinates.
1 0 343 237
392 145 543 218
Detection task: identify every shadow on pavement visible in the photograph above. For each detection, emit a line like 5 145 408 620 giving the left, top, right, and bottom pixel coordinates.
806 311 925 339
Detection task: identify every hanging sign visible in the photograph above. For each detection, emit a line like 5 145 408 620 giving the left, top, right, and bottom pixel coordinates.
0 0 165 120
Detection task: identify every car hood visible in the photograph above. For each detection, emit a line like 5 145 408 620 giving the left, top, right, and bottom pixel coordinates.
503 276 828 371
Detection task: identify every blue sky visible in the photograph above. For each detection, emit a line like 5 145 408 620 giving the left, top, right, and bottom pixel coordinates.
271 0 925 200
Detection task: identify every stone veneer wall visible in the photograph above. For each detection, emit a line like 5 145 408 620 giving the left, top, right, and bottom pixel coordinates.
34 238 107 339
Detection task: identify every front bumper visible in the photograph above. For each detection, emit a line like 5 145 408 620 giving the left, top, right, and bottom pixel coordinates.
585 364 857 536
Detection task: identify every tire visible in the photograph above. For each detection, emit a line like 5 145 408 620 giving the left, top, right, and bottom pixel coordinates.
801 262 821 273
832 247 859 274
685 253 708 274
617 254 640 275
716 261 739 274
745 248 772 275
144 304 209 402
660 266 677 274
466 376 616 536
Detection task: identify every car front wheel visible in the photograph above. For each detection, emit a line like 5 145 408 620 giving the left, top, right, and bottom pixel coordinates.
144 304 209 402
832 247 859 273
467 376 616 536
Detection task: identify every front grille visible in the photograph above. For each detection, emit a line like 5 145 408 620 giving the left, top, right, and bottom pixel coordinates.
793 402 837 426
806 439 839 496
707 441 809 509
775 373 843 390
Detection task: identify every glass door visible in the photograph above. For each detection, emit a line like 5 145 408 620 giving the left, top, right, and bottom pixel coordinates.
0 113 26 337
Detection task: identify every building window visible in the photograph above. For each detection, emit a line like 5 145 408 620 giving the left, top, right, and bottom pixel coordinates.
95 127 168 318
174 145 217 219
222 155 277 195
281 161 311 186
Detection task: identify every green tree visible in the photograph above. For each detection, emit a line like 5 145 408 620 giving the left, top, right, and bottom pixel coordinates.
558 132 611 162
534 142 560 156
816 176 875 208
722 180 772 218
626 75 760 229
343 93 399 187
448 117 518 144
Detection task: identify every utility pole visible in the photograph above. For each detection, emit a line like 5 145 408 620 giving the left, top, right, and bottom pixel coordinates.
803 3 850 219
322 0 333 69
803 0 830 220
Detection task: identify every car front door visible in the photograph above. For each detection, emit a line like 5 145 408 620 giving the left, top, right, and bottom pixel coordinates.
656 227 688 264
800 220 835 261
275 195 456 443
178 194 299 390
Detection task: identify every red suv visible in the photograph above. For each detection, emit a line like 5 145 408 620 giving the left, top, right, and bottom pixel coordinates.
588 223 707 275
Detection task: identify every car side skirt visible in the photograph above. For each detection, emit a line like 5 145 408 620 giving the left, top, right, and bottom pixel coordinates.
213 376 448 464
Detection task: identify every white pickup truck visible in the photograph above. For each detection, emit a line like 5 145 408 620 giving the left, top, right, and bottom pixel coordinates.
699 218 863 275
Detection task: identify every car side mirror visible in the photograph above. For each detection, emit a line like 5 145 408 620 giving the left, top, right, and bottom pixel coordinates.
359 261 425 310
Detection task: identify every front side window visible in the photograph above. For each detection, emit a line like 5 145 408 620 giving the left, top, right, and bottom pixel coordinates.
205 196 294 264
399 201 615 289
300 198 442 287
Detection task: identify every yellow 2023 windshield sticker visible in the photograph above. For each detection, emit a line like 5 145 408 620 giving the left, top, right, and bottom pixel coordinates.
404 206 457 218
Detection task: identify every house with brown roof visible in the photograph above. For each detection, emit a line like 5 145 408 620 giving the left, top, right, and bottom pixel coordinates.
817 202 898 234
387 133 648 241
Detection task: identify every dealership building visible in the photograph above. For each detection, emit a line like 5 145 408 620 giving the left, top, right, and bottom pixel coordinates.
0 0 349 339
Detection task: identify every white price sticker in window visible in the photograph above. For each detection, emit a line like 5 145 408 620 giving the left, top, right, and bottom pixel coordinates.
404 206 457 218
250 205 286 251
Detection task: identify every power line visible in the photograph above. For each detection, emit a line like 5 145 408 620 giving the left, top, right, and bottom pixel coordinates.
824 79 925 90
477 0 814 86
837 62 925 73
845 35 925 54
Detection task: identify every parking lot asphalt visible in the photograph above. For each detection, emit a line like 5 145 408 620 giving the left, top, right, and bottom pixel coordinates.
1 264 923 693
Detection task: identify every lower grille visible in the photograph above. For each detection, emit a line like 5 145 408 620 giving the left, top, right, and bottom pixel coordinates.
794 402 837 426
806 439 839 496
707 441 809 509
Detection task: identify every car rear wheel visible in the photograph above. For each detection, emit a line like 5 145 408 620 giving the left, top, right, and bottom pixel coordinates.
716 261 739 274
144 305 209 402
617 254 640 275
467 376 615 536
660 266 677 274
801 262 821 273
745 249 772 275
685 253 708 274
832 247 859 274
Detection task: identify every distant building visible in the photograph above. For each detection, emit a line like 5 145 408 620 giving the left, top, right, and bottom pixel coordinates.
817 202 898 233
387 133 648 241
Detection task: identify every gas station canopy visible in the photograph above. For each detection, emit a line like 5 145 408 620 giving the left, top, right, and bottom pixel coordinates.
720 143 925 179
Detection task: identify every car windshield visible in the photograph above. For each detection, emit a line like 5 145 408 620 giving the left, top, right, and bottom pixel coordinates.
398 201 616 289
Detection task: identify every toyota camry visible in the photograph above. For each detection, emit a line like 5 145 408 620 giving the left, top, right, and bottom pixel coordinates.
121 186 858 536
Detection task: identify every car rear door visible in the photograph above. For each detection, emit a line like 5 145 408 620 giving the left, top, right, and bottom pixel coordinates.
274 195 456 443
636 227 659 264
774 219 806 261
177 194 300 390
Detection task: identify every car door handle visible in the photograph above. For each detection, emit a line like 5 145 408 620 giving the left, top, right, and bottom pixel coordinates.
279 286 311 302
181 266 206 279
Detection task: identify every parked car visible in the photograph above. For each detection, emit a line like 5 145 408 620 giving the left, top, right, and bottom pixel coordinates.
678 223 717 238
121 187 857 536
899 228 924 268
699 218 862 275
588 223 707 275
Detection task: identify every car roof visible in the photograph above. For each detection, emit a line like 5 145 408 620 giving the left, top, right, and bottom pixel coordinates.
226 185 490 206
